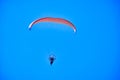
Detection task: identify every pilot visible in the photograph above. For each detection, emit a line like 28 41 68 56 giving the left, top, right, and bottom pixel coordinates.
49 55 55 65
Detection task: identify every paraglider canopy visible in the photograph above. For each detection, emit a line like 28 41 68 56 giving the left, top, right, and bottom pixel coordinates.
28 17 76 32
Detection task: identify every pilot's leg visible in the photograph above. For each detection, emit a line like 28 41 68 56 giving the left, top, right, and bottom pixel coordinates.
50 60 53 65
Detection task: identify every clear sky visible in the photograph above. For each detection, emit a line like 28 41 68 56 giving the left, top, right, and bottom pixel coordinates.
0 0 120 80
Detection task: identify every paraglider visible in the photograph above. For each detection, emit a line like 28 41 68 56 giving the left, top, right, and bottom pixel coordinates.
28 17 76 66
28 17 76 32
49 54 56 66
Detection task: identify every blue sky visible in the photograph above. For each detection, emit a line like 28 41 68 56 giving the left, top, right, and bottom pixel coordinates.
0 0 120 80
